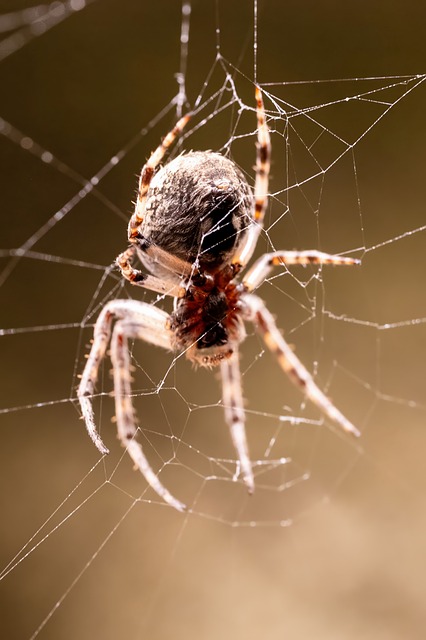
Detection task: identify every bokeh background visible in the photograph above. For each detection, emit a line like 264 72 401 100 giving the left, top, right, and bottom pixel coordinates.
1 1 426 638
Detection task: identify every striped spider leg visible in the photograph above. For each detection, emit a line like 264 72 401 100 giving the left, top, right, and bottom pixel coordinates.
239 247 361 438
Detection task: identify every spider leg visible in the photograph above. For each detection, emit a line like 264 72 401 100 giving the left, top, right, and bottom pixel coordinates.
128 113 191 240
242 293 360 438
243 249 360 291
220 351 254 493
116 246 184 297
134 235 193 278
232 86 271 269
111 318 186 512
78 300 186 512
78 303 120 455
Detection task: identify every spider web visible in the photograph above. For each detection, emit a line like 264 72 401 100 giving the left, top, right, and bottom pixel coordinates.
1 1 426 638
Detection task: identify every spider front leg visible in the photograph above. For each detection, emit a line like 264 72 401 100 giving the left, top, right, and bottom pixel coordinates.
78 299 186 512
111 317 186 512
243 249 361 291
242 293 360 438
78 303 115 455
220 350 254 493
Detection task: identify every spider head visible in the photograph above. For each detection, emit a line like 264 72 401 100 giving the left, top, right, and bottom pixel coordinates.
187 342 234 368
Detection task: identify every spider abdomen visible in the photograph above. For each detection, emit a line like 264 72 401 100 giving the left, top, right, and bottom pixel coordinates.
138 151 253 272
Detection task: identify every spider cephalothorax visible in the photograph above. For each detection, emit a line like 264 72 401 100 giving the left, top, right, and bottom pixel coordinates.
78 87 361 513
170 265 245 366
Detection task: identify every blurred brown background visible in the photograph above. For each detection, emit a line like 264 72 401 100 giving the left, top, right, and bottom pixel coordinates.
1 1 426 638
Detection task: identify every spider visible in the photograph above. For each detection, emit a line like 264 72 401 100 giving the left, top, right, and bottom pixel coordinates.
78 87 361 512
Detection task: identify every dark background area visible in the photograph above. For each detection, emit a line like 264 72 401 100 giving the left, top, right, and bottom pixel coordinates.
1 1 426 638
